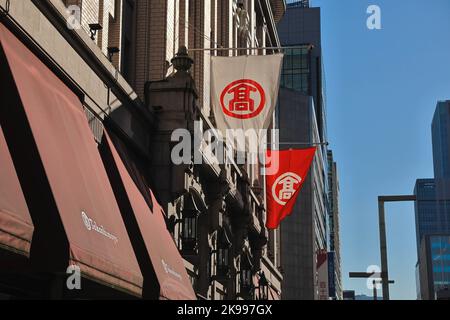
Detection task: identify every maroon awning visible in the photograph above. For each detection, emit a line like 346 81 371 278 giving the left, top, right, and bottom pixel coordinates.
0 24 143 296
100 131 197 300
0 126 33 259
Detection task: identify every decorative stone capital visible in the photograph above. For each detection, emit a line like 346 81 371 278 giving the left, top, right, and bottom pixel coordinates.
171 45 193 73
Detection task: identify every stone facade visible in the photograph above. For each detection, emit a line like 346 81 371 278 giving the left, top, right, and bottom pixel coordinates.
0 0 286 299
141 0 286 300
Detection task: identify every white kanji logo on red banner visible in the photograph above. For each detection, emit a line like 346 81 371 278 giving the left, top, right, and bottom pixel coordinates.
272 172 302 205
265 148 316 229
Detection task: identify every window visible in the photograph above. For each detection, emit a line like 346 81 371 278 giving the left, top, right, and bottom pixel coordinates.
121 0 136 83
280 47 311 95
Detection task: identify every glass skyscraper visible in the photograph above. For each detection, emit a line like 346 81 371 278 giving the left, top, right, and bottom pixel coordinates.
414 179 440 256
432 101 450 229
432 101 450 179
277 2 333 300
418 235 450 299
415 101 450 299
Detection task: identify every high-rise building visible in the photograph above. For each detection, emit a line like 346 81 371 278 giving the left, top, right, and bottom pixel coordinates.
432 101 450 180
414 179 440 256
277 2 327 144
327 150 343 300
276 3 330 299
415 101 450 300
417 234 450 300
432 101 450 230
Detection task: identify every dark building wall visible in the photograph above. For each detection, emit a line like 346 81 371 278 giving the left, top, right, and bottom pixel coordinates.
432 102 450 180
432 101 450 231
414 179 439 257
277 88 312 143
418 236 431 300
280 176 315 299
278 7 321 51
327 150 342 299
278 88 317 300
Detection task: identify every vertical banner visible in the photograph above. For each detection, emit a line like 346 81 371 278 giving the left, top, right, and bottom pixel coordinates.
210 54 283 152
317 250 329 300
265 147 316 229
328 251 336 299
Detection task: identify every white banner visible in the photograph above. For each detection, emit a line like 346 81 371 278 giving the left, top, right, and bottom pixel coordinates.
211 54 283 153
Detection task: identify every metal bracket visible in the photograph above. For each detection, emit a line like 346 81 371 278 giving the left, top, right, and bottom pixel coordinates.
0 0 11 18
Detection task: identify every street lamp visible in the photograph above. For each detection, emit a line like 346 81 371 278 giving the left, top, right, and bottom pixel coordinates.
217 247 229 276
88 23 102 41
181 194 200 254
349 271 395 300
256 271 269 300
241 268 252 290
377 195 416 300
107 46 120 62
240 252 253 298
372 279 394 300
215 228 232 279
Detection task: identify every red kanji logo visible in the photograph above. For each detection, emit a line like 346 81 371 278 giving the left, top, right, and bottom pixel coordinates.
220 79 266 119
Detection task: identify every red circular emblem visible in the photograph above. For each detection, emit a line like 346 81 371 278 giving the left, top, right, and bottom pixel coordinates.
220 79 266 119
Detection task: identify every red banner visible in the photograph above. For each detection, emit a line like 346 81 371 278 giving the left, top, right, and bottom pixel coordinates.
265 147 316 229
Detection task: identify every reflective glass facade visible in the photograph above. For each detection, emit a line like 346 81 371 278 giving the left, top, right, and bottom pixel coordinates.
286 0 310 7
419 235 450 299
414 179 439 256
430 236 450 291
415 101 450 299
280 48 311 95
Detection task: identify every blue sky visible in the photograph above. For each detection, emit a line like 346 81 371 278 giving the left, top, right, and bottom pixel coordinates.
309 0 450 299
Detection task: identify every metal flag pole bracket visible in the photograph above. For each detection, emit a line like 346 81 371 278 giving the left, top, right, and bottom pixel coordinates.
0 0 11 17
187 44 314 53
268 142 329 146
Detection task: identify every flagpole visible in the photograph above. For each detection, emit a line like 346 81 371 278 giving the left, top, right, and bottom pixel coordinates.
270 142 329 146
187 45 314 52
